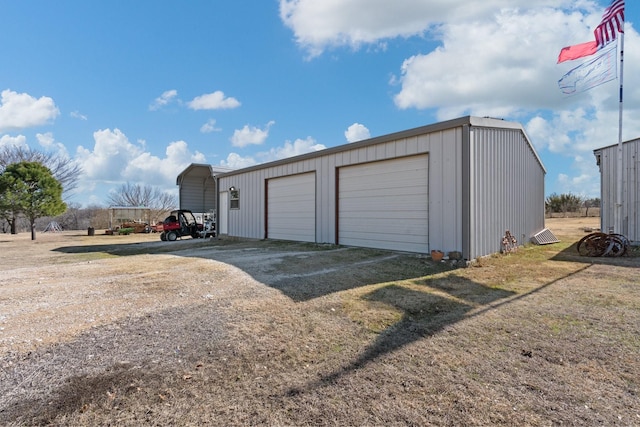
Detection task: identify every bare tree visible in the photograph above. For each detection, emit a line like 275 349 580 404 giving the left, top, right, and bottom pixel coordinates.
583 198 601 217
36 204 111 231
86 205 111 229
106 183 177 224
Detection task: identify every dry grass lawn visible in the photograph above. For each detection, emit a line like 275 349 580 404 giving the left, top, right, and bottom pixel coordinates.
0 218 639 426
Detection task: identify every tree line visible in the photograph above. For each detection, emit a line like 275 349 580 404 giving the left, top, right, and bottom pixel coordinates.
2 145 601 238
0 146 177 239
545 193 600 217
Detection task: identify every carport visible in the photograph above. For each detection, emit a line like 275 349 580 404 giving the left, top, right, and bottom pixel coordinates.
176 163 234 216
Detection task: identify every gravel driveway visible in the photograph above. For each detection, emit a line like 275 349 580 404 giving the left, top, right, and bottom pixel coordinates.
0 232 439 424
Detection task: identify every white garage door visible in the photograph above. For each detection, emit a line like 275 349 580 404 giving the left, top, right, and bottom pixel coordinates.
267 172 316 242
339 155 428 252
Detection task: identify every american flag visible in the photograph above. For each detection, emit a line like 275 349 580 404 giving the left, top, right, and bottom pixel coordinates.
594 0 625 47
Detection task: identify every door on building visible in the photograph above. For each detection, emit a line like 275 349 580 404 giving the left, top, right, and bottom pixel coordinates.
338 155 429 252
219 191 228 234
266 172 316 242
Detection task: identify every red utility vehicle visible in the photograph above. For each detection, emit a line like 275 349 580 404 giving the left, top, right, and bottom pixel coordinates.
160 209 215 241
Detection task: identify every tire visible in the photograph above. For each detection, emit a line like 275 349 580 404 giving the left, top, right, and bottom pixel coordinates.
160 232 166 241
166 231 178 241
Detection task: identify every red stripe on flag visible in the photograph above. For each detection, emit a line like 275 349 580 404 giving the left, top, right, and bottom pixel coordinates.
557 0 624 62
594 0 625 47
557 41 599 63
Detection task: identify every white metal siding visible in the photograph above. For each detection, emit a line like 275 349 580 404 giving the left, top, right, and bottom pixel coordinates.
338 155 429 252
468 127 545 258
267 173 316 242
180 178 203 211
179 175 216 213
216 128 463 254
215 117 544 258
595 138 640 241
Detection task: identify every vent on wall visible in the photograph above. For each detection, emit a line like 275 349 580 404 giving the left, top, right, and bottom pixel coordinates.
531 228 560 245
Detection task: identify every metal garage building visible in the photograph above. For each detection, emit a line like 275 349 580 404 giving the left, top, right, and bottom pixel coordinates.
211 116 546 260
594 137 640 243
176 163 234 217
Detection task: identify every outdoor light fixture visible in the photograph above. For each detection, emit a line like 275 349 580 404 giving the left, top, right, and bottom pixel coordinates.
229 186 236 191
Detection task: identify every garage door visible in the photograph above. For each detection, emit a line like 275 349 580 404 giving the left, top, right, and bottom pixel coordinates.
338 155 428 252
267 172 316 242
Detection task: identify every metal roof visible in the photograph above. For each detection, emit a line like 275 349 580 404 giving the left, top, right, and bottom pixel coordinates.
592 136 640 154
215 115 546 178
176 163 235 185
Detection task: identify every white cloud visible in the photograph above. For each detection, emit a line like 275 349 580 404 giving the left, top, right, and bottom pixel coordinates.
0 89 60 131
231 121 275 147
345 123 370 142
0 134 28 149
279 0 570 57
75 128 205 189
76 129 141 181
36 132 55 149
36 132 69 157
557 168 600 199
123 140 206 184
200 119 221 133
220 152 258 169
0 132 69 161
259 137 326 162
393 7 591 118
149 89 178 111
188 91 241 110
362 2 637 199
220 137 327 168
70 111 88 120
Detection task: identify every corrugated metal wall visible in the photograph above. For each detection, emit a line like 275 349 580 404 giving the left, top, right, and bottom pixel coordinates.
595 138 640 241
179 175 216 212
178 165 233 214
218 127 464 254
215 117 545 258
467 127 545 259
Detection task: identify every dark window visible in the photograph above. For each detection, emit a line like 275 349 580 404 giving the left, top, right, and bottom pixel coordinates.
230 189 240 209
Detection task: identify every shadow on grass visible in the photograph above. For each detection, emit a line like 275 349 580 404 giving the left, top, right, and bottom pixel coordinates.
52 238 210 256
264 250 453 302
54 239 454 302
295 277 513 389
50 238 609 401
287 263 594 396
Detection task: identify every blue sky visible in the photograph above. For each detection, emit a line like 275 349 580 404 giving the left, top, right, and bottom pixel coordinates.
1 0 638 207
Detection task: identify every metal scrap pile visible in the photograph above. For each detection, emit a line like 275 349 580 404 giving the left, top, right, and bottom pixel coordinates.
577 232 630 257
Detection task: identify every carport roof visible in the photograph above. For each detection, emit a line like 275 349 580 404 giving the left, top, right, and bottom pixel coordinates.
176 163 235 185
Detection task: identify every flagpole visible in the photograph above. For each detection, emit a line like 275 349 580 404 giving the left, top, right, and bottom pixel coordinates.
614 30 624 234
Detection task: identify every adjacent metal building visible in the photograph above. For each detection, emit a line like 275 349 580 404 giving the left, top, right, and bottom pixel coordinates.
213 116 546 260
593 137 640 242
176 163 234 215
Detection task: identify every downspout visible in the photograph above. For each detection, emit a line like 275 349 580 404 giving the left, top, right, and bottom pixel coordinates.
461 124 471 261
177 174 184 210
213 174 219 240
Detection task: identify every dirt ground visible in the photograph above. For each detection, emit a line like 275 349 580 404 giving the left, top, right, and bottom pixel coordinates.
1 218 639 426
